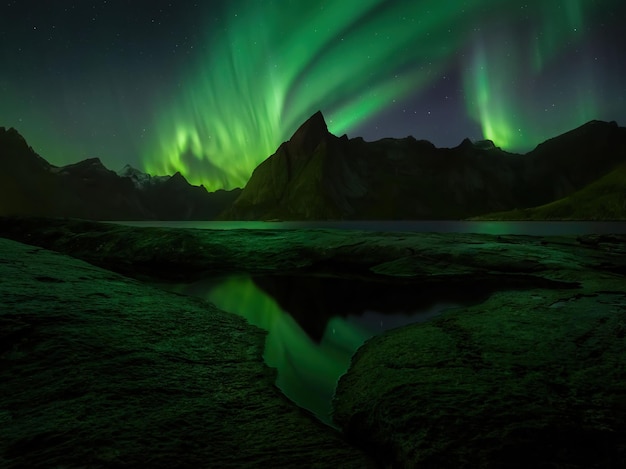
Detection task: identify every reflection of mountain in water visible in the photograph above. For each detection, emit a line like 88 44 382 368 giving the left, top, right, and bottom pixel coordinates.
252 275 491 342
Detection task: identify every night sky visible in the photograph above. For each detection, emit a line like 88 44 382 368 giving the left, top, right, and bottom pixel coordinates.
1 0 625 190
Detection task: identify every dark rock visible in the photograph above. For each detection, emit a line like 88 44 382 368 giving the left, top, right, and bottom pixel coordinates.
333 239 626 468
1 216 621 285
0 237 374 468
2 217 626 467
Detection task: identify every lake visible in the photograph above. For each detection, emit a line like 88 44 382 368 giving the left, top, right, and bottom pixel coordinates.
160 274 489 426
139 219 626 425
114 220 626 235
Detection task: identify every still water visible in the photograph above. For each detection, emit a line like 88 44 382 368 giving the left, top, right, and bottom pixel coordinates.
163 274 486 426
116 220 626 235
139 220 626 424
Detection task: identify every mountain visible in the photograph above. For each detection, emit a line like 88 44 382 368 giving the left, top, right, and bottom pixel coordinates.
519 120 626 207
0 127 241 220
137 171 241 220
475 162 626 220
3 116 625 222
0 127 55 216
117 164 170 189
222 113 626 220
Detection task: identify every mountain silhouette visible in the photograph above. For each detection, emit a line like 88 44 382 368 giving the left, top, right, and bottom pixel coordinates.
221 113 626 220
2 116 625 221
0 127 240 220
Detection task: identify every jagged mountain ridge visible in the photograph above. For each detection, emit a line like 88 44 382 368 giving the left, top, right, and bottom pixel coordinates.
222 112 626 220
3 114 625 222
0 127 241 220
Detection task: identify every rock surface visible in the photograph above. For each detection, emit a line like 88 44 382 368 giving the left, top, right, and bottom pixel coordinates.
0 237 373 468
2 217 626 467
2 217 622 284
334 237 626 468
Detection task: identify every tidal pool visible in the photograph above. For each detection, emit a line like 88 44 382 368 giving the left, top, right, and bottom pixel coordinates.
164 274 485 425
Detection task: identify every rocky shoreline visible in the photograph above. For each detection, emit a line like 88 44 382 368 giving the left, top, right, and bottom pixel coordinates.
0 236 374 468
1 217 625 467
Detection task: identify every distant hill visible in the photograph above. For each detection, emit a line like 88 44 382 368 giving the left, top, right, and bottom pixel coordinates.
474 163 626 220
0 127 240 220
221 112 626 220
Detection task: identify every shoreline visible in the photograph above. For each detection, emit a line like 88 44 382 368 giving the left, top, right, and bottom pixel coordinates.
2 216 625 467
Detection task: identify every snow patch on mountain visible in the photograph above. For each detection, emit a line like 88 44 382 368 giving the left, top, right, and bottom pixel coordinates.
117 164 170 189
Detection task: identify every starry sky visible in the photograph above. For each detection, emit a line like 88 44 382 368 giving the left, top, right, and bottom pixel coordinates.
1 0 625 190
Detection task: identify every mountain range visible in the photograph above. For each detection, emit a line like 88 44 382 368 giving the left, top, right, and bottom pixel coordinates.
0 127 240 220
223 111 626 220
1 113 625 221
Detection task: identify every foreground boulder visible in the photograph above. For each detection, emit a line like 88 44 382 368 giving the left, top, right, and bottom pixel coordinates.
334 237 626 468
0 238 373 468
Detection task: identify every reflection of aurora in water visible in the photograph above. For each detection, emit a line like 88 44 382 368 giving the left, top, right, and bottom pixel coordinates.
169 275 459 425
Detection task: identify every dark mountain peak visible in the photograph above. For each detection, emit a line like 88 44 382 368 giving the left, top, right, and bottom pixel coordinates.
288 111 330 154
69 156 102 166
164 171 195 190
474 139 496 151
0 126 43 161
458 138 474 150
565 119 619 138
55 158 120 184
297 110 327 133
169 171 186 182
60 157 107 172
117 164 171 189
1 126 26 143
456 138 496 152
118 163 139 176
1 127 54 174
562 119 616 136
530 119 622 156
584 119 618 128
85 157 104 166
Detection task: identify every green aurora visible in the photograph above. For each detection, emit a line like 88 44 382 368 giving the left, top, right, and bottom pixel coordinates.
143 0 618 190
